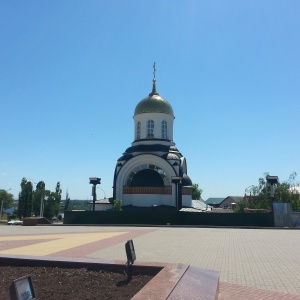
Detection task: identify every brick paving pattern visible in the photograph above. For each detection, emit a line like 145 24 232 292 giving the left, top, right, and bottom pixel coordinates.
219 283 300 300
1 225 299 299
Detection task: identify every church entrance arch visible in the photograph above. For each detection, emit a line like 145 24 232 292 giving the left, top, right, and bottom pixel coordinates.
126 163 169 187
131 169 164 187
114 154 177 205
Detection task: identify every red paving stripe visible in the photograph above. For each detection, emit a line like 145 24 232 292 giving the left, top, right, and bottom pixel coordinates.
0 240 55 252
1 231 121 237
219 282 300 300
47 229 156 258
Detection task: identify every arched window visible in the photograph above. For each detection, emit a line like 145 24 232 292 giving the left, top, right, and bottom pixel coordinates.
161 120 167 139
136 122 141 139
126 164 169 186
147 120 154 138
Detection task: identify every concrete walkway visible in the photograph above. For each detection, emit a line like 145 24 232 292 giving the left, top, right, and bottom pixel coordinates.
1 225 300 299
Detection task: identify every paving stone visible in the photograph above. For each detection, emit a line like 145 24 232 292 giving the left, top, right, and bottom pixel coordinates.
1 225 300 298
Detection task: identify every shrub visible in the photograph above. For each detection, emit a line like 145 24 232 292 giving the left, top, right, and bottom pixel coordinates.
113 200 122 211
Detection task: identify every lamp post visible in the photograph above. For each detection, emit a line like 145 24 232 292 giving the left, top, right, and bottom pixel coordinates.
89 177 101 211
97 187 106 199
0 199 5 221
171 176 182 211
266 176 279 211
39 193 44 218
244 185 253 208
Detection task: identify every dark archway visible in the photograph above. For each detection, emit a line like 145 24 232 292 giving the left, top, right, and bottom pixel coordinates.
130 169 164 187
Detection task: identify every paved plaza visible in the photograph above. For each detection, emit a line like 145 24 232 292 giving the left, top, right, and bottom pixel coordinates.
0 225 300 299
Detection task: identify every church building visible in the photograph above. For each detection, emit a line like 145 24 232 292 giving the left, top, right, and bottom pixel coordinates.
113 68 193 209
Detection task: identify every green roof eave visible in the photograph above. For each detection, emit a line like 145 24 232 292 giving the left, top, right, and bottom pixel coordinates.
205 198 226 205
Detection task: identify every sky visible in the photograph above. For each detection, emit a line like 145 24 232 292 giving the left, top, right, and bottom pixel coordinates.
1 1 299 201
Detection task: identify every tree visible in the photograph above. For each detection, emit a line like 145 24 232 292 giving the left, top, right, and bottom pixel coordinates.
18 178 33 218
55 182 62 203
43 192 60 219
64 190 70 211
33 181 46 217
113 200 122 211
16 178 64 219
42 190 52 218
234 199 247 213
0 189 14 211
192 183 203 200
39 182 62 218
242 172 300 211
54 182 62 215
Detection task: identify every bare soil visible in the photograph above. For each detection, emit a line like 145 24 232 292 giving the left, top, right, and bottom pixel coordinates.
0 264 157 300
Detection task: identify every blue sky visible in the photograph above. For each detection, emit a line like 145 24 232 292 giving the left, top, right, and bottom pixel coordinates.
1 1 299 201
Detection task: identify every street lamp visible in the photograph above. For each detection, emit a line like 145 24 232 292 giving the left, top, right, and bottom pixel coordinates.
0 200 6 221
244 185 254 208
40 193 45 218
97 187 106 199
89 177 101 211
266 175 279 204
171 176 182 211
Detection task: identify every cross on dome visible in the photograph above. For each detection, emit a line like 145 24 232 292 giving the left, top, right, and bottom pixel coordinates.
150 62 159 96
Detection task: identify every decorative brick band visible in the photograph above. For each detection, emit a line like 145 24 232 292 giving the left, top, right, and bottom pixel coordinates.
123 186 192 195
182 187 192 195
123 186 172 194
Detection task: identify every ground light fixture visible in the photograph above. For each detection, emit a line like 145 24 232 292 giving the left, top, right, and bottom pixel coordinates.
10 275 36 300
125 239 136 280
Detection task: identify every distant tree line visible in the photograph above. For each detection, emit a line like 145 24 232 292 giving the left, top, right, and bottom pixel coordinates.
17 177 62 219
235 172 300 212
61 199 90 211
192 183 203 200
0 189 14 220
0 189 14 210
